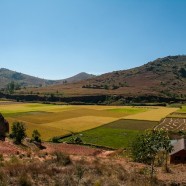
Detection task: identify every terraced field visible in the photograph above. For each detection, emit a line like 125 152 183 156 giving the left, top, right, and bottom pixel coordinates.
154 118 186 131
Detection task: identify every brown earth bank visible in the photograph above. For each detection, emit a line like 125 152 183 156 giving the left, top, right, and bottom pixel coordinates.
0 139 186 185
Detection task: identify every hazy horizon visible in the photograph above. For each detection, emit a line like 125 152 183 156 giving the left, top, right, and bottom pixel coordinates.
0 0 186 79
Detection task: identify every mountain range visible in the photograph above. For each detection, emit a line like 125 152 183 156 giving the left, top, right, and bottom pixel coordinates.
0 68 95 89
1 55 186 99
21 55 186 98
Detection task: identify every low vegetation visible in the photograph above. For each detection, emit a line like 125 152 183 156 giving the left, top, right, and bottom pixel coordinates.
0 152 166 186
131 130 173 178
2 103 158 140
10 122 26 144
61 119 157 148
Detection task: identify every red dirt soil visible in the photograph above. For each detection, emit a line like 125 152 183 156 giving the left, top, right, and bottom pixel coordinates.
0 140 186 184
43 143 104 156
0 140 22 155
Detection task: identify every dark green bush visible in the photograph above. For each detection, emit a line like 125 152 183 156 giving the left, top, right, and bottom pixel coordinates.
51 136 61 143
11 122 26 144
54 152 71 166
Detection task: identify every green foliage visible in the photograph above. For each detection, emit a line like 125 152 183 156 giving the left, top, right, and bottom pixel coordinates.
6 81 21 94
61 119 156 149
69 136 83 144
31 130 41 143
51 136 61 143
6 81 15 94
179 67 186 78
11 122 27 144
130 130 173 178
62 128 140 149
104 84 109 90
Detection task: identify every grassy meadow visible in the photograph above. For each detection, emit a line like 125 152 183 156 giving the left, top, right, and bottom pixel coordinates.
0 102 179 145
61 119 158 149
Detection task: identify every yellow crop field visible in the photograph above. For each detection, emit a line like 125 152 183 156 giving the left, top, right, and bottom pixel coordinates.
7 117 69 140
45 116 117 133
123 107 179 121
0 102 178 140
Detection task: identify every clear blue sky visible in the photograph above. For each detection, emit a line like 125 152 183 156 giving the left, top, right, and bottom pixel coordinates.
0 0 186 79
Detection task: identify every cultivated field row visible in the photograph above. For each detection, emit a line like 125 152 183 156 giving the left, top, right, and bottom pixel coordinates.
154 118 186 131
0 102 183 141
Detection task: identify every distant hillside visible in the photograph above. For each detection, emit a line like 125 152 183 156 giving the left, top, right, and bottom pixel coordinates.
57 72 95 84
0 68 53 88
24 55 186 98
0 68 95 89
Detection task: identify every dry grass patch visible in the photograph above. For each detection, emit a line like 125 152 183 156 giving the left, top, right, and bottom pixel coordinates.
123 107 179 121
45 116 117 133
7 117 69 141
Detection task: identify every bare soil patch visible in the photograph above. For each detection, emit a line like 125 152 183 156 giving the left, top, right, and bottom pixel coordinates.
43 142 104 156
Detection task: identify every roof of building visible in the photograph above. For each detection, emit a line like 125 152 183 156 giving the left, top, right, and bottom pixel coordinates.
170 138 186 155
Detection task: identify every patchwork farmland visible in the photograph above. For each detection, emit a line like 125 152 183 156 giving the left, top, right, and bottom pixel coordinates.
1 102 153 140
0 101 183 148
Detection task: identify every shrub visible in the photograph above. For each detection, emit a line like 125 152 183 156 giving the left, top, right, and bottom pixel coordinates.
75 165 85 183
0 170 7 186
69 136 83 144
0 154 4 162
11 122 26 144
19 173 32 186
54 152 71 166
31 130 41 143
51 136 61 143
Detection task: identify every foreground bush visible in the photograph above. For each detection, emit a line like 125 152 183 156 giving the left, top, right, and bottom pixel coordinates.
11 122 26 144
51 136 61 143
54 152 71 166
31 130 41 143
130 130 173 178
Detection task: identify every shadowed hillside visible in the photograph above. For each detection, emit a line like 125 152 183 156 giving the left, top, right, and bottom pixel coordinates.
0 68 95 89
23 55 186 99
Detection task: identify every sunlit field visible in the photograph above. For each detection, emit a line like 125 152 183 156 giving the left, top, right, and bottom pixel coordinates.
0 102 178 141
123 107 179 121
61 119 158 148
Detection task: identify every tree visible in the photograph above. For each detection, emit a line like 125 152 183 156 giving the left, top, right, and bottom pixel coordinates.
32 130 41 143
11 122 26 144
104 85 109 90
179 67 186 78
161 131 173 172
131 130 173 178
6 81 15 94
